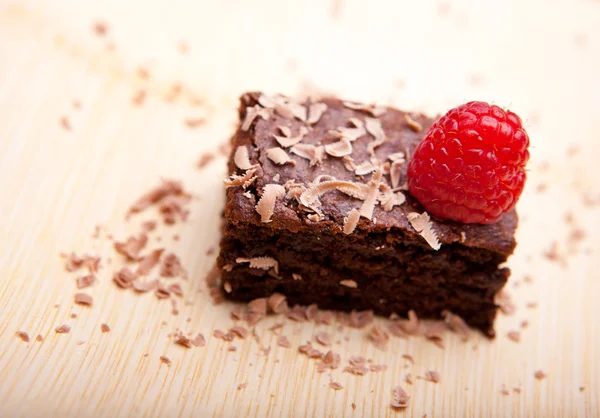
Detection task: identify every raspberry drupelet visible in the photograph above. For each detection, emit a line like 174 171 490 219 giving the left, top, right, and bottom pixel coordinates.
407 101 530 224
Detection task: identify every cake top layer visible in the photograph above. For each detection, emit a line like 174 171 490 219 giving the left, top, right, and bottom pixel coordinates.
224 92 517 256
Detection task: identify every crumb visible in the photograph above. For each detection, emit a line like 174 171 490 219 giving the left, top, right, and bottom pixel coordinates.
579 386 585 392
60 116 71 131
425 371 440 383
136 67 150 79
74 292 93 306
527 302 538 309
70 313 77 318
185 118 205 128
237 382 248 390
16 331 29 342
534 370 547 380
101 323 110 333
73 100 82 110
36 334 43 342
55 324 71 334
520 320 529 329
178 41 189 55
77 340 86 345
514 387 521 394
132 89 146 106
329 382 343 390
93 21 108 36
507 330 521 343
351 403 356 410
390 385 410 408
160 356 172 366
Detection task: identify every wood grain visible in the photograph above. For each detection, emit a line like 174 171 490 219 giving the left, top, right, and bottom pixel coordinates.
0 0 599 417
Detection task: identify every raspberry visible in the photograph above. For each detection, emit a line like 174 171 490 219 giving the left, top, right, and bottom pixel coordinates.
407 101 530 224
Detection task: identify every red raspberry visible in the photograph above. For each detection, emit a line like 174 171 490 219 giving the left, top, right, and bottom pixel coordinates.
407 101 530 224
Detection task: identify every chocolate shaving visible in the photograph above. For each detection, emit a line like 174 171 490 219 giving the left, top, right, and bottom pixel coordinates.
355 161 377 176
247 298 268 315
197 152 215 169
65 253 101 273
343 208 360 235
290 144 325 166
55 324 71 334
507 330 521 342
160 253 184 277
359 168 383 220
329 382 343 390
277 336 291 348
389 322 408 338
339 279 358 288
234 146 253 170
76 274 97 289
367 325 390 350
365 118 387 156
404 114 423 132
241 105 272 131
114 233 148 260
407 212 441 250
230 326 249 339
267 293 289 313
236 256 279 274
184 117 205 128
300 180 364 208
349 310 374 328
266 147 295 165
155 284 171 299
113 267 136 288
167 283 183 297
136 249 164 276
192 334 206 347
274 126 308 148
391 386 410 409
74 293 93 306
224 167 258 188
60 115 71 131
388 152 405 162
307 103 328 124
287 305 307 322
342 101 387 117
325 138 353 157
425 371 440 383
380 191 406 212
442 310 470 341
402 310 420 334
174 332 194 348
315 331 332 346
132 278 158 292
127 179 189 217
496 290 517 315
389 159 404 188
329 119 366 142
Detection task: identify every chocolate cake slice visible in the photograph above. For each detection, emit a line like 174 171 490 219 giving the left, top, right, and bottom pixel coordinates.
217 92 517 337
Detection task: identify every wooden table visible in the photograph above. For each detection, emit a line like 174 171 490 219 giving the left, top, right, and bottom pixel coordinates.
1 0 599 416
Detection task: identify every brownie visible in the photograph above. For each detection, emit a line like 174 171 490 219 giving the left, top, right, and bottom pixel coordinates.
217 92 517 337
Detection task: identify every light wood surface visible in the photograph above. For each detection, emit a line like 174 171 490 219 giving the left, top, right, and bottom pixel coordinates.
1 0 599 417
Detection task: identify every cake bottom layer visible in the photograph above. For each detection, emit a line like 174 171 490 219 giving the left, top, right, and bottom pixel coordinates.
219 250 509 338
